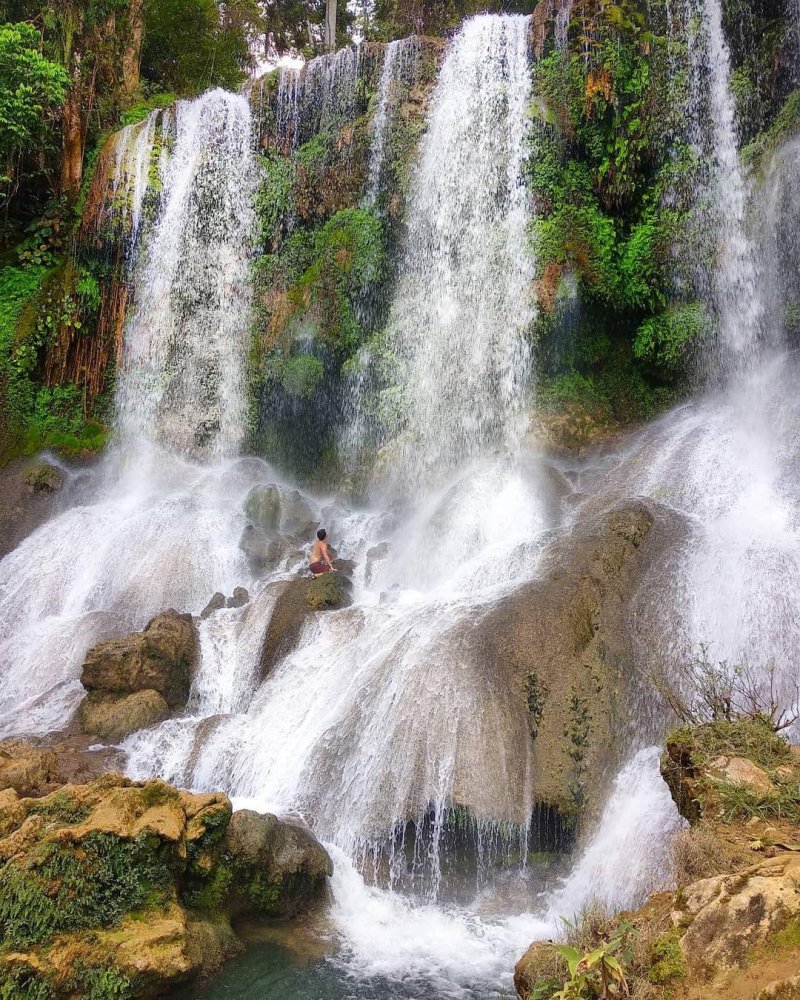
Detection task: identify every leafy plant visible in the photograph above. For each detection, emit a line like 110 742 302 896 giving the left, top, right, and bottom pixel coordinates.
553 922 632 998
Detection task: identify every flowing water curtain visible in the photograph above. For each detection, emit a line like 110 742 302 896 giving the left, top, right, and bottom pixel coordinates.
379 15 537 496
364 36 420 207
114 90 258 460
667 0 763 377
274 45 363 152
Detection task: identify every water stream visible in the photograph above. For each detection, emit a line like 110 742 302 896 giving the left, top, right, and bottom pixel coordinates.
0 9 797 998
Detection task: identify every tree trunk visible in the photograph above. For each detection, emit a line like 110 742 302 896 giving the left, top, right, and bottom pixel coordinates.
121 0 144 99
60 69 84 198
325 0 337 52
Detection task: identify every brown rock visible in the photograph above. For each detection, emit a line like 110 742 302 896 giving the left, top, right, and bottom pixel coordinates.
24 462 64 494
514 939 567 998
0 457 66 559
0 740 57 796
674 854 800 978
224 810 333 918
79 689 170 742
470 499 684 821
708 755 776 797
81 609 197 709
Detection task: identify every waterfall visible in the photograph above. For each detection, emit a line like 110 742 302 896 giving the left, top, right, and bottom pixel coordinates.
555 0 573 49
676 0 762 372
364 37 419 207
275 46 362 150
0 89 258 738
115 89 257 459
381 15 535 494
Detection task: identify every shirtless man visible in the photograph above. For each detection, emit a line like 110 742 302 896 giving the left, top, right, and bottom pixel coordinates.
309 528 336 576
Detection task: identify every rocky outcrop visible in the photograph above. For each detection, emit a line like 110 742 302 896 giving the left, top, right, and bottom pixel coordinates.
0 458 66 559
515 720 800 1000
661 719 792 824
244 483 315 537
80 610 198 724
473 499 684 820
674 854 800 980
259 572 354 680
79 689 170 743
0 768 332 998
0 737 123 797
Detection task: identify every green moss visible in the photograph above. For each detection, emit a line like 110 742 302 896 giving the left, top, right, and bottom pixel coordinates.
120 92 175 127
183 859 234 913
744 89 800 172
634 302 711 374
280 355 325 398
0 832 171 949
75 963 134 1000
29 791 91 825
670 719 792 771
648 929 687 984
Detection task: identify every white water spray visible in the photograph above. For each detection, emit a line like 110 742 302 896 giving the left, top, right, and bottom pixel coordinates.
381 15 535 494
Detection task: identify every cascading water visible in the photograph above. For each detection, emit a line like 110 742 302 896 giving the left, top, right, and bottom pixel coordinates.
275 46 362 150
0 89 259 739
677 0 763 370
364 37 419 207
379 15 535 495
5 9 798 998
115 89 257 459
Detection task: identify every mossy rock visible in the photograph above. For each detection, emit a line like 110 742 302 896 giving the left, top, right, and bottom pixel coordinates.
305 572 352 611
79 690 169 743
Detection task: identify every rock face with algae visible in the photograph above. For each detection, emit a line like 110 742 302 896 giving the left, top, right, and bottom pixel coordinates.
0 760 332 998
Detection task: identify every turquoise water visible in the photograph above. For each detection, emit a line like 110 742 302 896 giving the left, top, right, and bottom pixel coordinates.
183 937 504 1000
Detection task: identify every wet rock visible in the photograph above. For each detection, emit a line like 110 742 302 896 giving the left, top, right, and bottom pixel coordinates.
259 573 353 680
81 609 198 710
239 523 289 574
674 854 800 978
244 484 314 537
365 541 389 584
201 592 226 619
79 689 170 743
24 461 64 494
0 766 331 997
224 810 333 918
227 586 250 608
470 499 685 821
306 572 353 611
0 457 67 559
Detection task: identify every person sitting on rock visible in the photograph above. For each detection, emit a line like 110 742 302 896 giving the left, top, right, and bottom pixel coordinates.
309 529 336 576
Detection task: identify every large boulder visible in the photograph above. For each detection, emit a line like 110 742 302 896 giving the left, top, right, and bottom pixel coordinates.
79 690 170 742
224 809 333 918
471 499 684 821
674 854 800 979
0 458 66 559
244 484 314 537
0 763 332 999
257 572 354 680
81 610 198 710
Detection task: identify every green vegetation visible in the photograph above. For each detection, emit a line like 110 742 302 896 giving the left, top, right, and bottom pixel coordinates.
0 22 69 208
647 929 686 985
0 832 170 948
667 718 792 772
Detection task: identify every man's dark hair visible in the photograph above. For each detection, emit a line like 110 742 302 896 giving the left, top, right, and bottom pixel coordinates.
317 529 327 540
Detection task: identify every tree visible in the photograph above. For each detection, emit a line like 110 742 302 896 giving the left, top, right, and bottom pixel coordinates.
0 22 69 211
